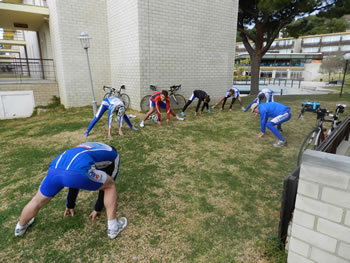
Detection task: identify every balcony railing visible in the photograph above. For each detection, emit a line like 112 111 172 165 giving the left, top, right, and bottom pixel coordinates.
0 0 47 7
0 57 55 81
0 30 25 41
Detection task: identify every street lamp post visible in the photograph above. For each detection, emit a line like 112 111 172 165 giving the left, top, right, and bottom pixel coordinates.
78 32 97 115
340 53 350 97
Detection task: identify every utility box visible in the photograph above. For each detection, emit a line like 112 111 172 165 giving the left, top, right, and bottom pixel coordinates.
0 90 35 119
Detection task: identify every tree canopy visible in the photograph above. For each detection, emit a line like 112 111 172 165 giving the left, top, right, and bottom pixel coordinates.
282 16 347 38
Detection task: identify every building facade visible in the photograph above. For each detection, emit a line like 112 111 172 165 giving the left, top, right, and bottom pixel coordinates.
235 32 350 81
0 0 239 110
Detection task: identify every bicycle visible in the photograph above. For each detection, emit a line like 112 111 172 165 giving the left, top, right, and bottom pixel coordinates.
103 85 131 109
297 102 346 166
140 84 186 112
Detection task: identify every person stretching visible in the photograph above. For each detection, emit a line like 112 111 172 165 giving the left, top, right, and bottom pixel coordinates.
14 142 127 239
140 90 184 128
180 90 211 116
251 102 291 147
84 96 137 138
212 86 245 111
244 88 274 112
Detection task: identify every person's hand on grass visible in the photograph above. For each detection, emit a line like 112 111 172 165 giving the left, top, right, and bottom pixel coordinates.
89 210 102 221
258 132 264 138
64 208 74 217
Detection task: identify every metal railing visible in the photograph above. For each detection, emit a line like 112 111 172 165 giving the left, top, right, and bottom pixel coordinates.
0 57 55 81
278 115 350 247
0 0 47 7
0 30 25 41
233 78 302 88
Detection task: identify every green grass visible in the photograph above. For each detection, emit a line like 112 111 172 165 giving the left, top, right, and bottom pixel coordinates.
1 94 349 262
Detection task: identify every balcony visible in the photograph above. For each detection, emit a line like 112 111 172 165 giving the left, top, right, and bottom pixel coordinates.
0 0 49 31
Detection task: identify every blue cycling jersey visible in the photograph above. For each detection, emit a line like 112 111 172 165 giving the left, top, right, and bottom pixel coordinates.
258 102 290 133
225 87 240 98
40 142 119 197
49 142 118 172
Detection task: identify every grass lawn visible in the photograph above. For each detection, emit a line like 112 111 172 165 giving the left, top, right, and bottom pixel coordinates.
1 94 349 263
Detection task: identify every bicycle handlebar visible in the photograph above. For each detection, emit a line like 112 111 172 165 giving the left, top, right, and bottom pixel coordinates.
169 85 181 91
149 84 181 92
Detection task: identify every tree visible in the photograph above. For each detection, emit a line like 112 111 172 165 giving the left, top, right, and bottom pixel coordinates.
282 16 347 38
237 0 336 95
319 52 345 81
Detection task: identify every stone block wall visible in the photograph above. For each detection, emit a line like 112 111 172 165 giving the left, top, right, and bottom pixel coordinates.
47 0 111 108
107 0 238 110
0 83 59 106
287 150 350 263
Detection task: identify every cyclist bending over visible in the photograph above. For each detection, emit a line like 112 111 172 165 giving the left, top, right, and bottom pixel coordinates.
84 96 137 138
244 88 274 112
140 90 184 128
212 86 245 111
181 90 211 116
251 102 291 147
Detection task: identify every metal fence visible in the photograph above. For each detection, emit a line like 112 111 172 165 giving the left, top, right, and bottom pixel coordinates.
0 58 55 81
278 115 350 247
0 30 25 41
1 0 47 7
233 78 302 88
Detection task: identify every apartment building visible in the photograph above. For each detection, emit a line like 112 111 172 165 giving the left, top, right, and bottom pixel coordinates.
0 0 238 112
235 32 350 81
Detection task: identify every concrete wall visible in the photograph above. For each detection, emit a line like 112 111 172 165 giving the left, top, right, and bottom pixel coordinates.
47 0 111 108
304 63 322 81
0 83 59 106
107 0 238 110
287 150 350 263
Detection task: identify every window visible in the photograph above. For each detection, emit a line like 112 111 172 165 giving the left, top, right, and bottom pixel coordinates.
279 49 293 54
276 71 288 79
238 44 245 49
322 35 341 42
303 37 320 44
291 71 303 79
342 34 350 41
279 39 293 46
302 47 319 52
260 71 272 78
320 46 339 52
341 45 350 51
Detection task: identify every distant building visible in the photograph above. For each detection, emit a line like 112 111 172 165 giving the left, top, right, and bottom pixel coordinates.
235 32 350 81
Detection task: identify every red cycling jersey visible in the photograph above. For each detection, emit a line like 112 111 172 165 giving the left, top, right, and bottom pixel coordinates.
151 91 170 121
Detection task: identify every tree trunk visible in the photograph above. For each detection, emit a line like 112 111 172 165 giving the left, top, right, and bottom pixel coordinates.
250 54 262 95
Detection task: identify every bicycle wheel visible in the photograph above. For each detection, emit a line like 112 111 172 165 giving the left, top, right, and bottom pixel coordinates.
140 95 152 112
120 93 130 109
297 127 323 166
170 94 186 110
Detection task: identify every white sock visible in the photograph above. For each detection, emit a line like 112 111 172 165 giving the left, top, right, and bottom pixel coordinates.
108 219 118 229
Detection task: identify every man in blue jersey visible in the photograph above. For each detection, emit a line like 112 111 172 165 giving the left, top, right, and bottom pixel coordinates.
14 142 127 239
212 86 245 111
244 88 274 112
84 96 137 138
251 102 291 147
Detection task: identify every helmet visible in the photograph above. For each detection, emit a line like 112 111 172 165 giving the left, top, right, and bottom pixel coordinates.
258 93 265 101
151 114 159 123
117 106 125 117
